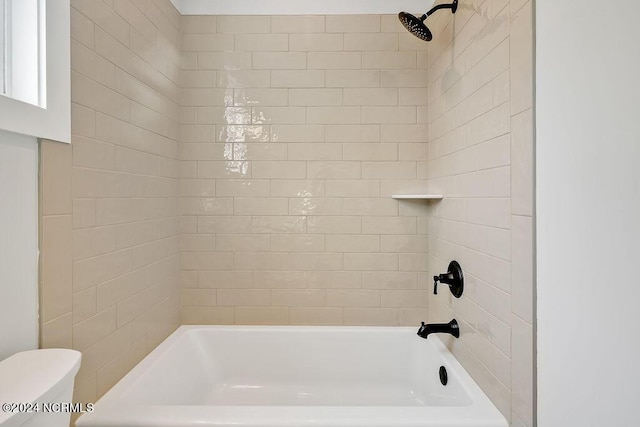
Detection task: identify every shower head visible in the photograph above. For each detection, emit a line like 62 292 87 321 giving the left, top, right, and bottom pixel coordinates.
399 0 458 42
398 12 433 41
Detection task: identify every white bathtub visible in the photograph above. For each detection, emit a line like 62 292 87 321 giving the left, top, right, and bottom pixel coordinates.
77 325 507 427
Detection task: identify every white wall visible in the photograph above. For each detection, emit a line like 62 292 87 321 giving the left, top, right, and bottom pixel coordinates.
536 1 640 425
0 130 39 360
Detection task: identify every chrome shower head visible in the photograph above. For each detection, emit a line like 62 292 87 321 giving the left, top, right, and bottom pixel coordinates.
399 0 458 42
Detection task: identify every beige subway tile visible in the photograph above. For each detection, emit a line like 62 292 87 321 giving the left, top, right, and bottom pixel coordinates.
181 124 215 143
216 124 271 142
235 34 288 51
181 234 215 252
512 215 533 323
198 271 253 289
197 161 250 179
326 289 380 308
398 143 429 161
182 33 234 51
381 235 428 253
344 253 398 271
182 307 234 324
399 309 426 326
381 70 428 87
289 307 343 325
180 197 234 215
289 34 343 51
271 235 325 252
253 52 306 69
362 217 416 235
196 52 252 70
252 107 306 125
181 142 226 161
252 161 306 179
512 315 534 426
382 290 429 307
362 106 417 124
181 252 234 270
72 226 117 261
115 221 157 249
71 7 94 48
398 33 428 51
41 314 73 349
72 39 116 89
343 198 398 216
362 161 417 179
271 16 325 33
73 249 132 292
362 51 416 69
287 197 338 218
217 70 271 88
271 70 325 88
216 179 270 197
381 15 405 33
253 271 307 289
381 124 428 142
234 197 288 215
326 15 380 32
307 161 361 179
325 125 380 143
181 88 228 106
72 0 129 46
181 16 217 33
71 103 96 138
270 180 325 197
307 107 360 124
73 199 96 230
326 70 380 88
511 109 533 216
217 16 270 33
343 88 398 106
234 142 288 161
94 339 147 396
362 271 418 289
288 253 344 271
306 216 359 235
510 1 533 114
72 136 116 170
235 307 288 325
325 180 380 198
271 125 325 143
116 287 158 327
343 143 397 161
251 216 305 234
41 141 72 215
271 290 325 307
287 143 341 161
198 216 251 234
307 271 362 289
399 88 429 106
344 33 398 51
73 287 97 325
326 235 380 253
344 308 398 326
216 234 270 252
73 307 117 351
233 89 289 108
398 253 428 271
289 89 342 106
307 52 361 70
181 289 216 307
41 216 73 322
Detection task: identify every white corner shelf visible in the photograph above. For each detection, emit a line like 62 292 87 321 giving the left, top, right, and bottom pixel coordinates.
391 194 443 200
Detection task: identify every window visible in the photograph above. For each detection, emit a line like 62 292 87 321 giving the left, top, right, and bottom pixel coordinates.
0 0 69 143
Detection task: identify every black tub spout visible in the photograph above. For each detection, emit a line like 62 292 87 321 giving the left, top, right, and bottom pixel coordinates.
417 319 460 339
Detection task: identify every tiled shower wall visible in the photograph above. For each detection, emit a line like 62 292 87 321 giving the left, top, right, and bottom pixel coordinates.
40 0 182 404
425 0 534 425
180 15 434 326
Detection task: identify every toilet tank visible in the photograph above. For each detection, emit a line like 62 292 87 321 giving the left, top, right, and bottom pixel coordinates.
0 349 81 427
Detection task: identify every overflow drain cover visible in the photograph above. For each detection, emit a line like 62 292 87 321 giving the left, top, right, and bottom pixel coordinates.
439 366 448 386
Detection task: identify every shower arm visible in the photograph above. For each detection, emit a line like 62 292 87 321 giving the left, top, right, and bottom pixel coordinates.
422 0 458 20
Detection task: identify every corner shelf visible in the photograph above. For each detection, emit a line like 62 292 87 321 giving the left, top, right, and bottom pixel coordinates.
391 194 443 201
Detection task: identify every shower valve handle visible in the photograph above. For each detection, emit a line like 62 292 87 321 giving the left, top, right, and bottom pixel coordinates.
432 261 464 298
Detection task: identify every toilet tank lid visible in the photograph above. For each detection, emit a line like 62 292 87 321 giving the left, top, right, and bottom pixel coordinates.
0 349 81 409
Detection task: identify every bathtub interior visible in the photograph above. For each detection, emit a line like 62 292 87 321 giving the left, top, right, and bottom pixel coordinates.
121 327 472 407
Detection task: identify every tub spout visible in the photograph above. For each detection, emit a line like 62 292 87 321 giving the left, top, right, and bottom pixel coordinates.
417 319 460 339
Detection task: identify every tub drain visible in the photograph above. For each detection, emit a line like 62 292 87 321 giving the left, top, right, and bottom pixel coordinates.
439 366 448 386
